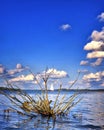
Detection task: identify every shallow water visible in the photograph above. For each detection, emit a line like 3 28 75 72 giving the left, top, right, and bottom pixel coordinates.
0 90 104 130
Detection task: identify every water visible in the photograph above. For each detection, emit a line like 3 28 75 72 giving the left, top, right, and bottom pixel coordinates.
0 90 104 130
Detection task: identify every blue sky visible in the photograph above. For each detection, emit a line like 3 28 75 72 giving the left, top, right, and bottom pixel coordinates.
0 0 104 89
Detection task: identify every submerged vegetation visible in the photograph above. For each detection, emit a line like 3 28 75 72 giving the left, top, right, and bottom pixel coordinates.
0 69 81 118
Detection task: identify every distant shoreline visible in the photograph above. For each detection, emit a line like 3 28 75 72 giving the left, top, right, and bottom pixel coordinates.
0 87 104 92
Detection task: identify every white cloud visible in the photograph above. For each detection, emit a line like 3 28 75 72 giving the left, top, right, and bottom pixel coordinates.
91 29 104 41
87 51 104 58
83 71 104 82
84 41 104 51
60 24 71 31
80 60 89 65
9 74 34 82
91 58 103 66
43 68 68 78
98 12 104 21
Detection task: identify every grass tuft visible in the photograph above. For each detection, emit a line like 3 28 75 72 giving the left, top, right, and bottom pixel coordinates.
0 69 81 118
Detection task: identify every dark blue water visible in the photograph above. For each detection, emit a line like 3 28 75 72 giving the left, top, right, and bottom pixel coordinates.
0 90 104 130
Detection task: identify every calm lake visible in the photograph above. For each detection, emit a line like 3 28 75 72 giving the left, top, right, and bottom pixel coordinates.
0 90 104 130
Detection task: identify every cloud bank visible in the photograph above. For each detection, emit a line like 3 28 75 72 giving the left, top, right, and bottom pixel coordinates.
82 27 104 65
9 68 68 84
80 12 104 89
0 63 26 78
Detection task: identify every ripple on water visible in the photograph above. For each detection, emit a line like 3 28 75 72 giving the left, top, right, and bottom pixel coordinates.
0 91 104 130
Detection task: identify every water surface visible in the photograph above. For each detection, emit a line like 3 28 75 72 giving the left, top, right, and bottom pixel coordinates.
0 90 104 130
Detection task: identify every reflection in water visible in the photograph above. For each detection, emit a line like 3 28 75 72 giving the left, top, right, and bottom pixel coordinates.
0 91 104 130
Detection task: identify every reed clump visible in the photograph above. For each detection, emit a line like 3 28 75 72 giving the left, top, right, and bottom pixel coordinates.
0 69 81 118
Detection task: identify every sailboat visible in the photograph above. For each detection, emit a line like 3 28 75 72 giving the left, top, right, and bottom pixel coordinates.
50 84 54 91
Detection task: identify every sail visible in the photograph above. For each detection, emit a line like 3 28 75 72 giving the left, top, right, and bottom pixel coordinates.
50 84 54 91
